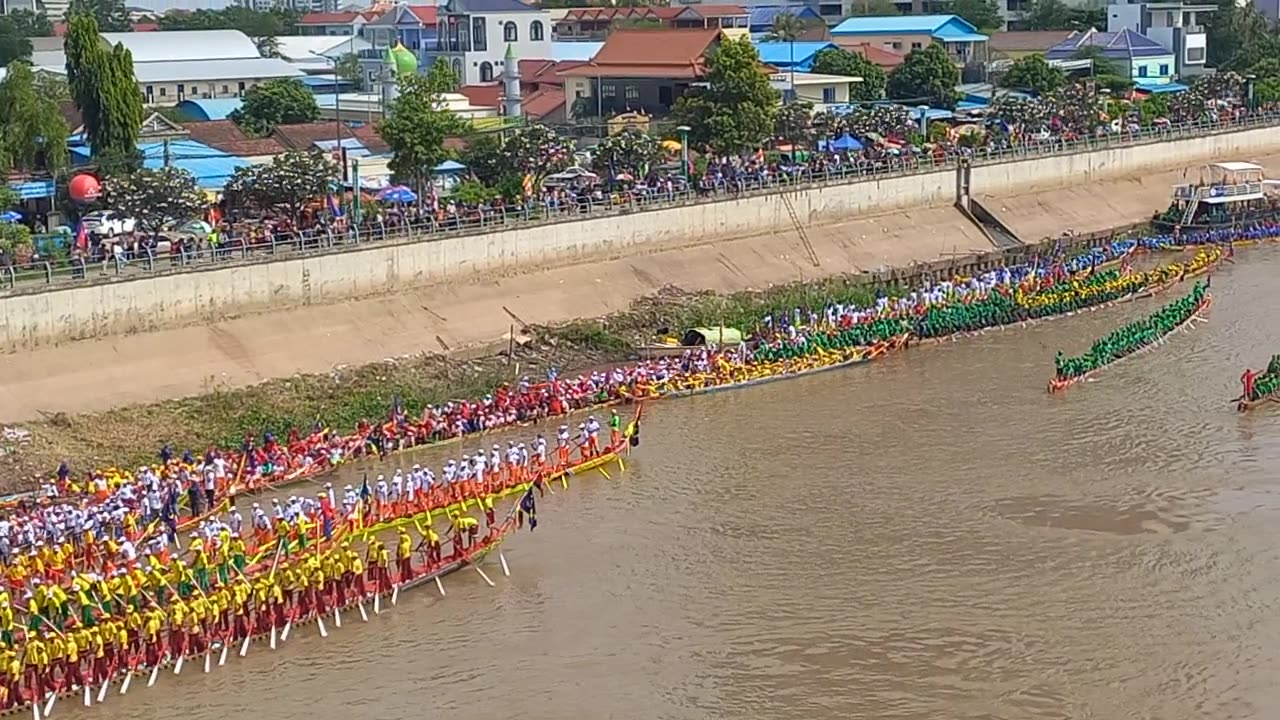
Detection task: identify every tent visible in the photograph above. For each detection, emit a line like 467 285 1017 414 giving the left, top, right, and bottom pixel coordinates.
377 185 417 204
830 133 864 151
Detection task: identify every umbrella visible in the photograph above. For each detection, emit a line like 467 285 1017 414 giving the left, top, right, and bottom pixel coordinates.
179 219 213 236
377 185 418 204
661 139 682 151
830 133 864 151
0 211 21 223
613 172 634 182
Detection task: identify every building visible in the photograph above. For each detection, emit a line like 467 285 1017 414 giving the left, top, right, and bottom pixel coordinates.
769 71 855 109
434 0 554 86
830 15 988 65
237 0 337 14
30 30 303 105
357 5 438 86
1046 28 1177 86
747 5 822 35
1106 0 1213 76
275 35 371 74
295 10 381 36
552 5 749 42
559 28 725 118
835 42 904 69
753 40 838 71
987 30 1075 58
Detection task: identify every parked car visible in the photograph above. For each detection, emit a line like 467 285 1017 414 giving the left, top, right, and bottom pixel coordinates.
80 210 135 238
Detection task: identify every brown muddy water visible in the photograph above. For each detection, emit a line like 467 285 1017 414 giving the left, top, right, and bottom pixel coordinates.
66 248 1280 720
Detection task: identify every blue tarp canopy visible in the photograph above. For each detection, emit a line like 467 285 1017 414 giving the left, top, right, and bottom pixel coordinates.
830 133 864 151
434 160 466 172
1134 81 1188 94
377 185 417 203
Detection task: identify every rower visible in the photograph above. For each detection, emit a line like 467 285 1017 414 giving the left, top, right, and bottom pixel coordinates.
609 410 622 446
395 528 413 584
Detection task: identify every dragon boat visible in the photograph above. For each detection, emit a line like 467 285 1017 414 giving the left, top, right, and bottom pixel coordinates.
1235 358 1280 412
1048 283 1212 394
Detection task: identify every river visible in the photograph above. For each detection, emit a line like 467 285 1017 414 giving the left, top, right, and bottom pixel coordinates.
71 246 1280 720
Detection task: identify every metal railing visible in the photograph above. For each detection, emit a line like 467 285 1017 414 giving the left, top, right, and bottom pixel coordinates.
3 111 1279 294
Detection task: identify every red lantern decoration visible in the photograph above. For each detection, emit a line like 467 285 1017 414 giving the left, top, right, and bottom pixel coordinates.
68 174 102 203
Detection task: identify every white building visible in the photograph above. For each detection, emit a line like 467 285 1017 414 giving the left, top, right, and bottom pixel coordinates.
30 30 304 105
435 0 552 86
1107 0 1213 76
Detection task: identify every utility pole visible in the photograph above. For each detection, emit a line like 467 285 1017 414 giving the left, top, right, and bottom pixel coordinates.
163 138 172 167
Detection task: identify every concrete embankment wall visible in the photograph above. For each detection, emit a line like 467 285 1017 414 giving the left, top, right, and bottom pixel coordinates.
3 124 1280 357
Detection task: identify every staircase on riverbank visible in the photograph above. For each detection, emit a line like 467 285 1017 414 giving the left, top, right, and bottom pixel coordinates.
955 159 1023 249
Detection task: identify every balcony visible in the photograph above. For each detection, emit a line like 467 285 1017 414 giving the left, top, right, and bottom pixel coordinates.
1184 24 1204 32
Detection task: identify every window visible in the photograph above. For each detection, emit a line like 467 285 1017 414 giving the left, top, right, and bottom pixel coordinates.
1137 65 1148 77
624 84 639 102
238 81 246 93
911 41 922 49
222 84 229 93
176 83 184 100
480 62 494 82
890 41 902 50
159 87 167 97
145 85 153 100
530 19 543 40
822 86 835 103
473 17 487 51
1159 63 1169 75
503 21 517 42
602 83 616 98
437 20 446 50
1186 46 1204 62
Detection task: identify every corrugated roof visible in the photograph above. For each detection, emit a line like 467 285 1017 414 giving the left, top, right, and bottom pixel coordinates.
100 30 262 63
458 83 502 107
987 30 1073 52
275 35 369 61
832 14 973 35
134 58 303 83
753 41 836 66
175 98 244 121
692 4 748 17
1045 28 1171 60
748 5 820 29
833 41 905 68
140 140 250 189
452 0 541 12
523 87 565 119
559 28 721 79
297 11 364 24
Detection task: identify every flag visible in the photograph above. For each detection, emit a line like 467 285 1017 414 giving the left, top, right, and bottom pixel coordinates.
519 490 537 531
327 194 343 217
359 477 371 503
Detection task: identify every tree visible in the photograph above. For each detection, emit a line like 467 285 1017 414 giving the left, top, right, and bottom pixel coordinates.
459 133 506 185
335 53 362 87
1022 0 1072 30
8 10 54 38
222 150 337 219
812 46 886 100
500 124 573 187
68 0 131 33
0 17 33 66
671 37 779 154
591 128 661 176
106 166 207 236
0 62 70 175
1000 54 1065 94
1205 1 1271 70
948 0 1003 32
377 73 465 196
844 0 899 15
1255 76 1280 106
425 56 457 94
773 100 814 148
886 43 959 108
254 34 280 58
229 79 319 136
158 7 300 36
66 14 144 159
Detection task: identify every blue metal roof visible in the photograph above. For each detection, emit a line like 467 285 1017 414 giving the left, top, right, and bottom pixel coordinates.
1135 81 1188 94
753 41 837 71
299 75 356 91
831 14 985 41
748 5 820 31
552 41 602 62
174 98 244 122
1046 28 1171 60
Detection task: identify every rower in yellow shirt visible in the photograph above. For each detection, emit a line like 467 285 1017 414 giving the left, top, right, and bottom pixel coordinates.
396 528 413 583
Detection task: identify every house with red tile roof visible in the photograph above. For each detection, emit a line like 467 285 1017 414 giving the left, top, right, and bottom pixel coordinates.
552 5 748 42
296 10 384 37
558 28 728 117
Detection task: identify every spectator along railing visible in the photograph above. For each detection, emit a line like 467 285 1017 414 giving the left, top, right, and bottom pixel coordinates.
3 111 1279 294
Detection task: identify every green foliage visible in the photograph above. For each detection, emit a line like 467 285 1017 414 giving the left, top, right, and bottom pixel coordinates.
1001 54 1066 94
157 7 301 36
0 221 32 255
7 10 54 38
451 179 492 205
671 37 779 154
0 17 34 66
459 133 505 185
500 124 574 185
334 52 362 88
762 12 810 42
1206 2 1273 70
948 0 1004 31
68 0 130 33
1070 46 1130 92
811 47 886 100
886 43 960 108
105 166 207 234
0 62 70 174
591 128 661 175
66 14 144 159
254 34 279 58
377 73 465 193
1022 0 1071 29
843 0 899 15
773 100 814 147
229 79 320 136
0 186 19 211
223 150 338 218
1256 77 1280 105
425 56 458 94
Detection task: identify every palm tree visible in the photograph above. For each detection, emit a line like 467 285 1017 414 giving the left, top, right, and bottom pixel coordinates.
764 13 812 103
254 35 280 59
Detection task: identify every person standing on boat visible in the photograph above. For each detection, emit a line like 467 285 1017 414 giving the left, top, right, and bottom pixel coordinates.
1242 368 1258 401
609 410 622 447
396 528 413 584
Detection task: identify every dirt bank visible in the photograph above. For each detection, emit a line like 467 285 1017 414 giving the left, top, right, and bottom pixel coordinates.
0 206 993 422
983 152 1280 241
